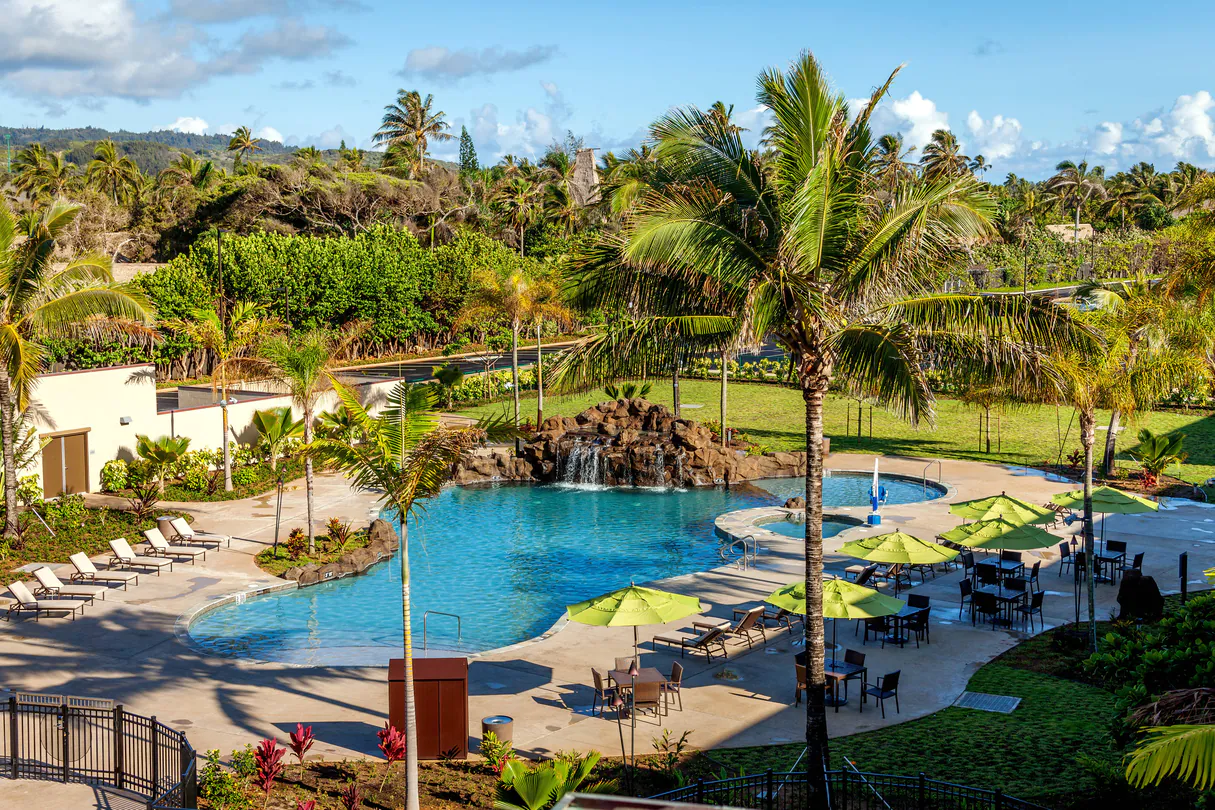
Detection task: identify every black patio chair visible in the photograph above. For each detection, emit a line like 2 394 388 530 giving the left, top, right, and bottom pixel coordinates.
973 591 1002 630
858 615 890 647
975 562 1001 590
1119 552 1145 578
863 670 901 718
1017 591 1045 633
1057 542 1074 578
907 594 930 609
958 579 974 621
904 609 930 647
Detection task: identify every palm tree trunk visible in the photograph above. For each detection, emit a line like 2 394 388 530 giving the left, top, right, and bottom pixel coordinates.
397 516 420 810
0 368 20 540
672 344 681 418
1080 411 1098 652
221 380 233 492
1101 410 1121 479
535 322 544 427
304 406 315 555
802 379 830 810
511 321 520 426
720 350 728 447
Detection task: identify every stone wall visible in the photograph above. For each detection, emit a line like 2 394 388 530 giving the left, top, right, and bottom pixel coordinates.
283 518 398 587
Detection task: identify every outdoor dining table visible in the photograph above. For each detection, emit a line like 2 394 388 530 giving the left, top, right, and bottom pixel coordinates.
794 651 867 710
975 585 1026 627
1095 549 1127 584
609 666 668 714
883 603 924 647
979 557 1025 579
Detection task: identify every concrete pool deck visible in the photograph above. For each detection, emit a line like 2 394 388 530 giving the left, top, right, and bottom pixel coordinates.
1 455 1212 780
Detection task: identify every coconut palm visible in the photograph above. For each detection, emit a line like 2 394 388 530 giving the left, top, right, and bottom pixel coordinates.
969 154 992 177
874 133 917 192
493 176 544 256
373 90 453 175
252 406 304 473
17 150 79 200
305 380 514 810
0 199 154 538
554 53 1089 802
86 140 142 204
157 154 217 196
1102 177 1144 228
920 129 970 181
1125 688 1215 792
1047 160 1107 241
162 303 282 491
135 434 191 494
227 126 262 168
11 144 48 195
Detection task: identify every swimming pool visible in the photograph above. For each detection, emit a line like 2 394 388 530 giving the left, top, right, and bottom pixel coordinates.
187 472 944 664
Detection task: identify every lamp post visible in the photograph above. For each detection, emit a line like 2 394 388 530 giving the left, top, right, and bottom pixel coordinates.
272 473 285 556
219 396 236 491
628 659 640 790
612 693 630 795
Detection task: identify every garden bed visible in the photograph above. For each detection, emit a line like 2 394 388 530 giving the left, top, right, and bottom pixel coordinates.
253 520 370 577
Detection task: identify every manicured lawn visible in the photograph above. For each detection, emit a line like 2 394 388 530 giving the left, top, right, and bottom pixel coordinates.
454 379 1215 490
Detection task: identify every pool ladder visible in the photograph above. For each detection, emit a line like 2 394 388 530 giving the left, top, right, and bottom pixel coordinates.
921 459 943 495
422 610 463 651
721 534 760 570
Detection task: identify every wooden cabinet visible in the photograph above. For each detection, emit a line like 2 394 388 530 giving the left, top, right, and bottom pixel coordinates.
388 658 468 759
41 430 90 497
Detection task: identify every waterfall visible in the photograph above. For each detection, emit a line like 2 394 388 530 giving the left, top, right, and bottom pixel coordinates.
673 450 685 489
650 446 666 487
561 440 605 487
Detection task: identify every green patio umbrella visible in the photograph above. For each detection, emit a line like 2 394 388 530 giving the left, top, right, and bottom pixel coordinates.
840 530 959 566
765 578 904 666
566 583 703 662
949 492 1056 525
1053 484 1159 550
939 517 1058 551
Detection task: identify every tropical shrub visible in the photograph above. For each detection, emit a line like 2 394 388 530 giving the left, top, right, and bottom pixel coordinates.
480 729 516 776
135 434 191 493
432 362 464 408
1129 428 1187 489
495 750 616 810
284 528 307 560
325 517 354 553
43 494 88 528
376 723 408 790
252 738 286 800
16 476 41 507
231 466 259 488
199 749 251 810
100 459 129 492
604 381 652 399
252 407 304 471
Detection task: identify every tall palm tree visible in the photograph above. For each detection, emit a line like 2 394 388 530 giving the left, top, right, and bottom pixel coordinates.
227 126 262 168
0 200 154 538
86 140 141 204
156 154 217 196
969 154 992 177
12 144 48 195
26 152 79 200
598 144 662 216
163 303 282 490
555 53 1089 803
306 381 514 810
874 133 917 192
920 129 970 181
373 90 453 175
492 176 544 256
1102 176 1143 228
225 328 359 552
1047 160 1107 241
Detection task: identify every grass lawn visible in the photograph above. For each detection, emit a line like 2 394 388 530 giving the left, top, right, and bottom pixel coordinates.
455 380 1215 491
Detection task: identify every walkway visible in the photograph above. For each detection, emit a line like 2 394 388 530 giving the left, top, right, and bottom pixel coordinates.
0 457 1210 771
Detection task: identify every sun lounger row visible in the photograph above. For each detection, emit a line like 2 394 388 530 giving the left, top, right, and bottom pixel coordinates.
653 604 794 661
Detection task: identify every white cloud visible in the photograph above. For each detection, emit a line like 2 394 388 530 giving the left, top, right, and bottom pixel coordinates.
401 45 558 82
1092 121 1123 155
465 102 555 159
257 126 284 144
966 110 1023 160
861 91 949 150
0 0 349 103
1141 91 1215 159
161 116 209 135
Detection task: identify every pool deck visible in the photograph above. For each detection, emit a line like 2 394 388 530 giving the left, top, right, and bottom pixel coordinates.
1 454 1213 781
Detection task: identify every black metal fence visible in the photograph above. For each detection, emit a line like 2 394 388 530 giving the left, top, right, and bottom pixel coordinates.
651 770 1049 810
0 695 196 809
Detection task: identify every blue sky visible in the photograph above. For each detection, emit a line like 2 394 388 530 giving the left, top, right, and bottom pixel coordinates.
2 0 1213 178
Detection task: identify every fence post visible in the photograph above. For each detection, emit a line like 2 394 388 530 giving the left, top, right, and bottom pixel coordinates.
114 705 125 790
8 697 18 779
995 788 1004 810
918 772 926 810
765 769 773 810
150 717 159 794
60 703 70 783
696 778 705 803
181 738 197 809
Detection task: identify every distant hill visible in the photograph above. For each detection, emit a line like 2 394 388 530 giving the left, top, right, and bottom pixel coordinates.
0 126 290 154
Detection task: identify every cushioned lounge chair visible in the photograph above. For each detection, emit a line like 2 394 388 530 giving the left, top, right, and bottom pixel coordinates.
5 581 85 621
168 517 230 549
32 567 106 604
694 605 768 649
109 538 172 574
143 528 206 564
653 625 728 661
70 553 138 589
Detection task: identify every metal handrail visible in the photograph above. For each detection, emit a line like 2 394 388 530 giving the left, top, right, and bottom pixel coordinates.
422 610 463 651
721 534 758 570
921 459 943 494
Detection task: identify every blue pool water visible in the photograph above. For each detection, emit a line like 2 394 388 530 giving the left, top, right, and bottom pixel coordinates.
187 473 944 664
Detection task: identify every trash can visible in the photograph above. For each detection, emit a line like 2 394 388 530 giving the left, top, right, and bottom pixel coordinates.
388 658 469 759
156 515 175 540
481 715 513 746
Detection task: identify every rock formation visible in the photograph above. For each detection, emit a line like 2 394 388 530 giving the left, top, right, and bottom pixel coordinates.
454 398 807 487
284 518 399 587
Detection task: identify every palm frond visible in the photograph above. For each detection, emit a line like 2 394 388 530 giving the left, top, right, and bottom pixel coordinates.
1125 724 1215 791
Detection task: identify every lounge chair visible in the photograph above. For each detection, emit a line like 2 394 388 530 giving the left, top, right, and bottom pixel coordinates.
693 605 768 649
735 605 801 634
168 517 229 549
653 625 728 661
143 528 206 564
32 567 106 604
5 581 85 621
70 553 138 589
109 538 173 574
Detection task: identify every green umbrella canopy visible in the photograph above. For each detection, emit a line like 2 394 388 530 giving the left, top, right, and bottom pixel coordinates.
765 578 904 619
1052 485 1159 515
566 584 703 627
949 493 1056 525
940 518 1058 551
840 530 959 565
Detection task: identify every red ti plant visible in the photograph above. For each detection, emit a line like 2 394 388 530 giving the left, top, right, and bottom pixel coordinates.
253 738 287 806
376 723 408 791
339 781 365 809
288 723 316 765
296 802 317 810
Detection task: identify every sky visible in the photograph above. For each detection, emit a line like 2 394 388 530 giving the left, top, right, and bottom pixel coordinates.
2 0 1213 179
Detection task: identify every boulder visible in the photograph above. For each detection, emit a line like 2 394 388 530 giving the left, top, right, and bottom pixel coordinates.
784 496 806 510
368 519 397 550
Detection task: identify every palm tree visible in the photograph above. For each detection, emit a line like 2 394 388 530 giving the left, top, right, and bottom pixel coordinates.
1125 688 1215 792
459 262 541 425
920 129 970 181
293 146 324 169
163 303 281 491
969 154 992 177
252 406 304 472
1047 160 1107 241
135 434 191 494
555 53 1088 803
874 133 917 192
157 154 217 195
12 144 48 195
598 144 662 216
86 140 141 204
0 200 154 538
373 90 453 175
1102 177 1143 228
306 381 514 810
227 126 262 168
493 176 544 256
226 328 357 552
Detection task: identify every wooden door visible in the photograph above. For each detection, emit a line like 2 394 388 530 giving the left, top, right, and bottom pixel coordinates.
41 431 89 497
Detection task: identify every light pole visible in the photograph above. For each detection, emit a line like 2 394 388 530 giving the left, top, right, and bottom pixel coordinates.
219 396 237 491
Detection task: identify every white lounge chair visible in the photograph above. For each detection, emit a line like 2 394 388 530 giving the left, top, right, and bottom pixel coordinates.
5 581 85 621
143 528 206 564
168 517 229 548
70 552 139 589
32 567 106 604
109 538 173 574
